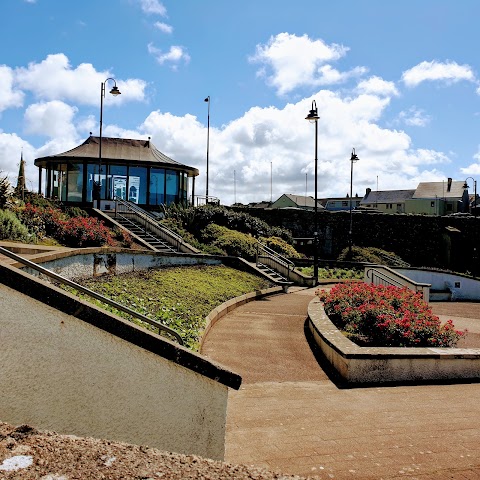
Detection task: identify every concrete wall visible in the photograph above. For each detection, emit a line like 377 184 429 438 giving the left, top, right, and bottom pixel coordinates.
395 268 480 301
308 296 480 385
0 263 241 460
18 248 223 280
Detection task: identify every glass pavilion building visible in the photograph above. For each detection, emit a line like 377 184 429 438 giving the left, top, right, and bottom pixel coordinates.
34 136 199 208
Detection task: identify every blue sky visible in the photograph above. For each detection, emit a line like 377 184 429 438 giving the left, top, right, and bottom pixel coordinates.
2 0 480 205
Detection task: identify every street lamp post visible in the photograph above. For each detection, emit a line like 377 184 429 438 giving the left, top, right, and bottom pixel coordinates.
349 148 360 258
96 78 121 208
305 100 320 283
464 177 477 217
204 96 210 204
464 176 477 277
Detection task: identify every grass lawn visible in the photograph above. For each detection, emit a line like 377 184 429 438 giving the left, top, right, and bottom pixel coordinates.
69 264 273 350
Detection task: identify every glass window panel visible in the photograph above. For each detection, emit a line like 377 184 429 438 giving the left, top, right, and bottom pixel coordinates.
149 168 165 205
108 165 127 200
67 163 83 202
86 164 97 202
165 170 178 205
128 166 147 204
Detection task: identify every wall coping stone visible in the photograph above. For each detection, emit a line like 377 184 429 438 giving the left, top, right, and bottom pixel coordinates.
308 296 480 384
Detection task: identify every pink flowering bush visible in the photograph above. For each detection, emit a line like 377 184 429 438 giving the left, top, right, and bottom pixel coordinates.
58 216 114 247
17 203 114 247
317 282 463 347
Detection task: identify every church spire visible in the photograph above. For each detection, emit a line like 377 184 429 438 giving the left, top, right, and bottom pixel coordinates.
16 150 26 199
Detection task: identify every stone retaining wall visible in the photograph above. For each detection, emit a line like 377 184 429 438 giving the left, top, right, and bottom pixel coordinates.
308 296 480 385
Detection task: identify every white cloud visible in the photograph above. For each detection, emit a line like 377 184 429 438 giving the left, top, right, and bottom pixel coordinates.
0 65 24 112
461 147 480 175
147 44 190 69
402 60 475 87
112 90 451 205
24 101 78 139
154 21 173 34
249 33 366 95
138 0 167 16
15 54 147 106
398 107 431 127
356 76 399 97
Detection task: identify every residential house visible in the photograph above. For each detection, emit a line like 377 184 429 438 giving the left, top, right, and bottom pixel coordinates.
405 178 469 215
360 188 415 213
271 194 324 210
324 195 361 212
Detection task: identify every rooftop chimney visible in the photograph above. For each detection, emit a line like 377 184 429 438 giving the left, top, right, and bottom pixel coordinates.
447 177 452 192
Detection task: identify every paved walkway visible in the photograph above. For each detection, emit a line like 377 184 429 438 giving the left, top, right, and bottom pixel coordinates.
201 288 480 479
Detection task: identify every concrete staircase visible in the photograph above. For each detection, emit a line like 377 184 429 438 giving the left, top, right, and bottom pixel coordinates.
255 262 290 283
113 215 176 253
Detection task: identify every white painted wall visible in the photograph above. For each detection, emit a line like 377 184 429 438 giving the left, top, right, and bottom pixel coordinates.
396 268 480 301
0 282 229 460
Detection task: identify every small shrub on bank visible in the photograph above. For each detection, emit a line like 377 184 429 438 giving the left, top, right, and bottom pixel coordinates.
0 209 34 242
299 266 363 279
317 282 462 347
260 235 302 259
58 216 114 247
337 246 409 267
200 223 258 260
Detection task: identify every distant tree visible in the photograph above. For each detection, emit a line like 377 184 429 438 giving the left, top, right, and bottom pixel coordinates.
0 174 12 209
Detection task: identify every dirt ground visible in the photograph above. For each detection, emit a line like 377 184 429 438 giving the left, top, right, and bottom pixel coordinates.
0 423 311 480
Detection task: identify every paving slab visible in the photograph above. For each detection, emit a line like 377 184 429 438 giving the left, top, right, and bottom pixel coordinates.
201 288 480 479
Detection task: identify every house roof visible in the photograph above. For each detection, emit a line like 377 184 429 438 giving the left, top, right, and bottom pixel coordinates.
413 180 466 199
273 194 324 209
35 136 199 176
361 189 415 204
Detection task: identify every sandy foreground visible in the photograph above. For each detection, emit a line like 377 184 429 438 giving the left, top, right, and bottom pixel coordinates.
0 422 313 480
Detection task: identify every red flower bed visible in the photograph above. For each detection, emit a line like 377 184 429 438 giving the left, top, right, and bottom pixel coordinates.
317 282 463 347
58 216 114 247
18 203 114 247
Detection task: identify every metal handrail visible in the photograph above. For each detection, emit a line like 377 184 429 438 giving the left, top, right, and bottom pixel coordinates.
257 242 295 269
365 268 406 288
365 267 426 296
114 198 184 250
256 242 295 281
0 246 184 345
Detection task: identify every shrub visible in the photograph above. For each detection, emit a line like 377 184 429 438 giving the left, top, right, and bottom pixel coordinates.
0 209 34 242
200 223 258 260
317 282 462 347
111 228 134 248
17 203 65 239
166 204 294 242
337 246 409 267
260 235 302 259
58 216 114 247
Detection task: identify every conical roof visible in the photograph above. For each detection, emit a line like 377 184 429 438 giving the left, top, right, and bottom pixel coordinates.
35 136 199 177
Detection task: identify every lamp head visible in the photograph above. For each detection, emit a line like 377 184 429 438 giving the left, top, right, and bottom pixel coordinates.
305 100 319 123
350 148 359 162
109 85 121 96
463 181 469 189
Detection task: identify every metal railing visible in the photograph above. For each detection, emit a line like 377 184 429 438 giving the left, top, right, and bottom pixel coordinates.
365 265 430 302
0 246 184 345
256 242 295 281
113 198 184 251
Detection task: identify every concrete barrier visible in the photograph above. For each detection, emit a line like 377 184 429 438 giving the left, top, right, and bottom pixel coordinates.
308 296 480 385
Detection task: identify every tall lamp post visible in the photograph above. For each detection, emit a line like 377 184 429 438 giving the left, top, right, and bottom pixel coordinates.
305 100 320 283
204 96 210 204
463 177 477 217
96 78 121 208
349 148 360 258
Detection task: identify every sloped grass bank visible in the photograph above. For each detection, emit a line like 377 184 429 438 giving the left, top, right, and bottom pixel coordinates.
69 265 272 350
